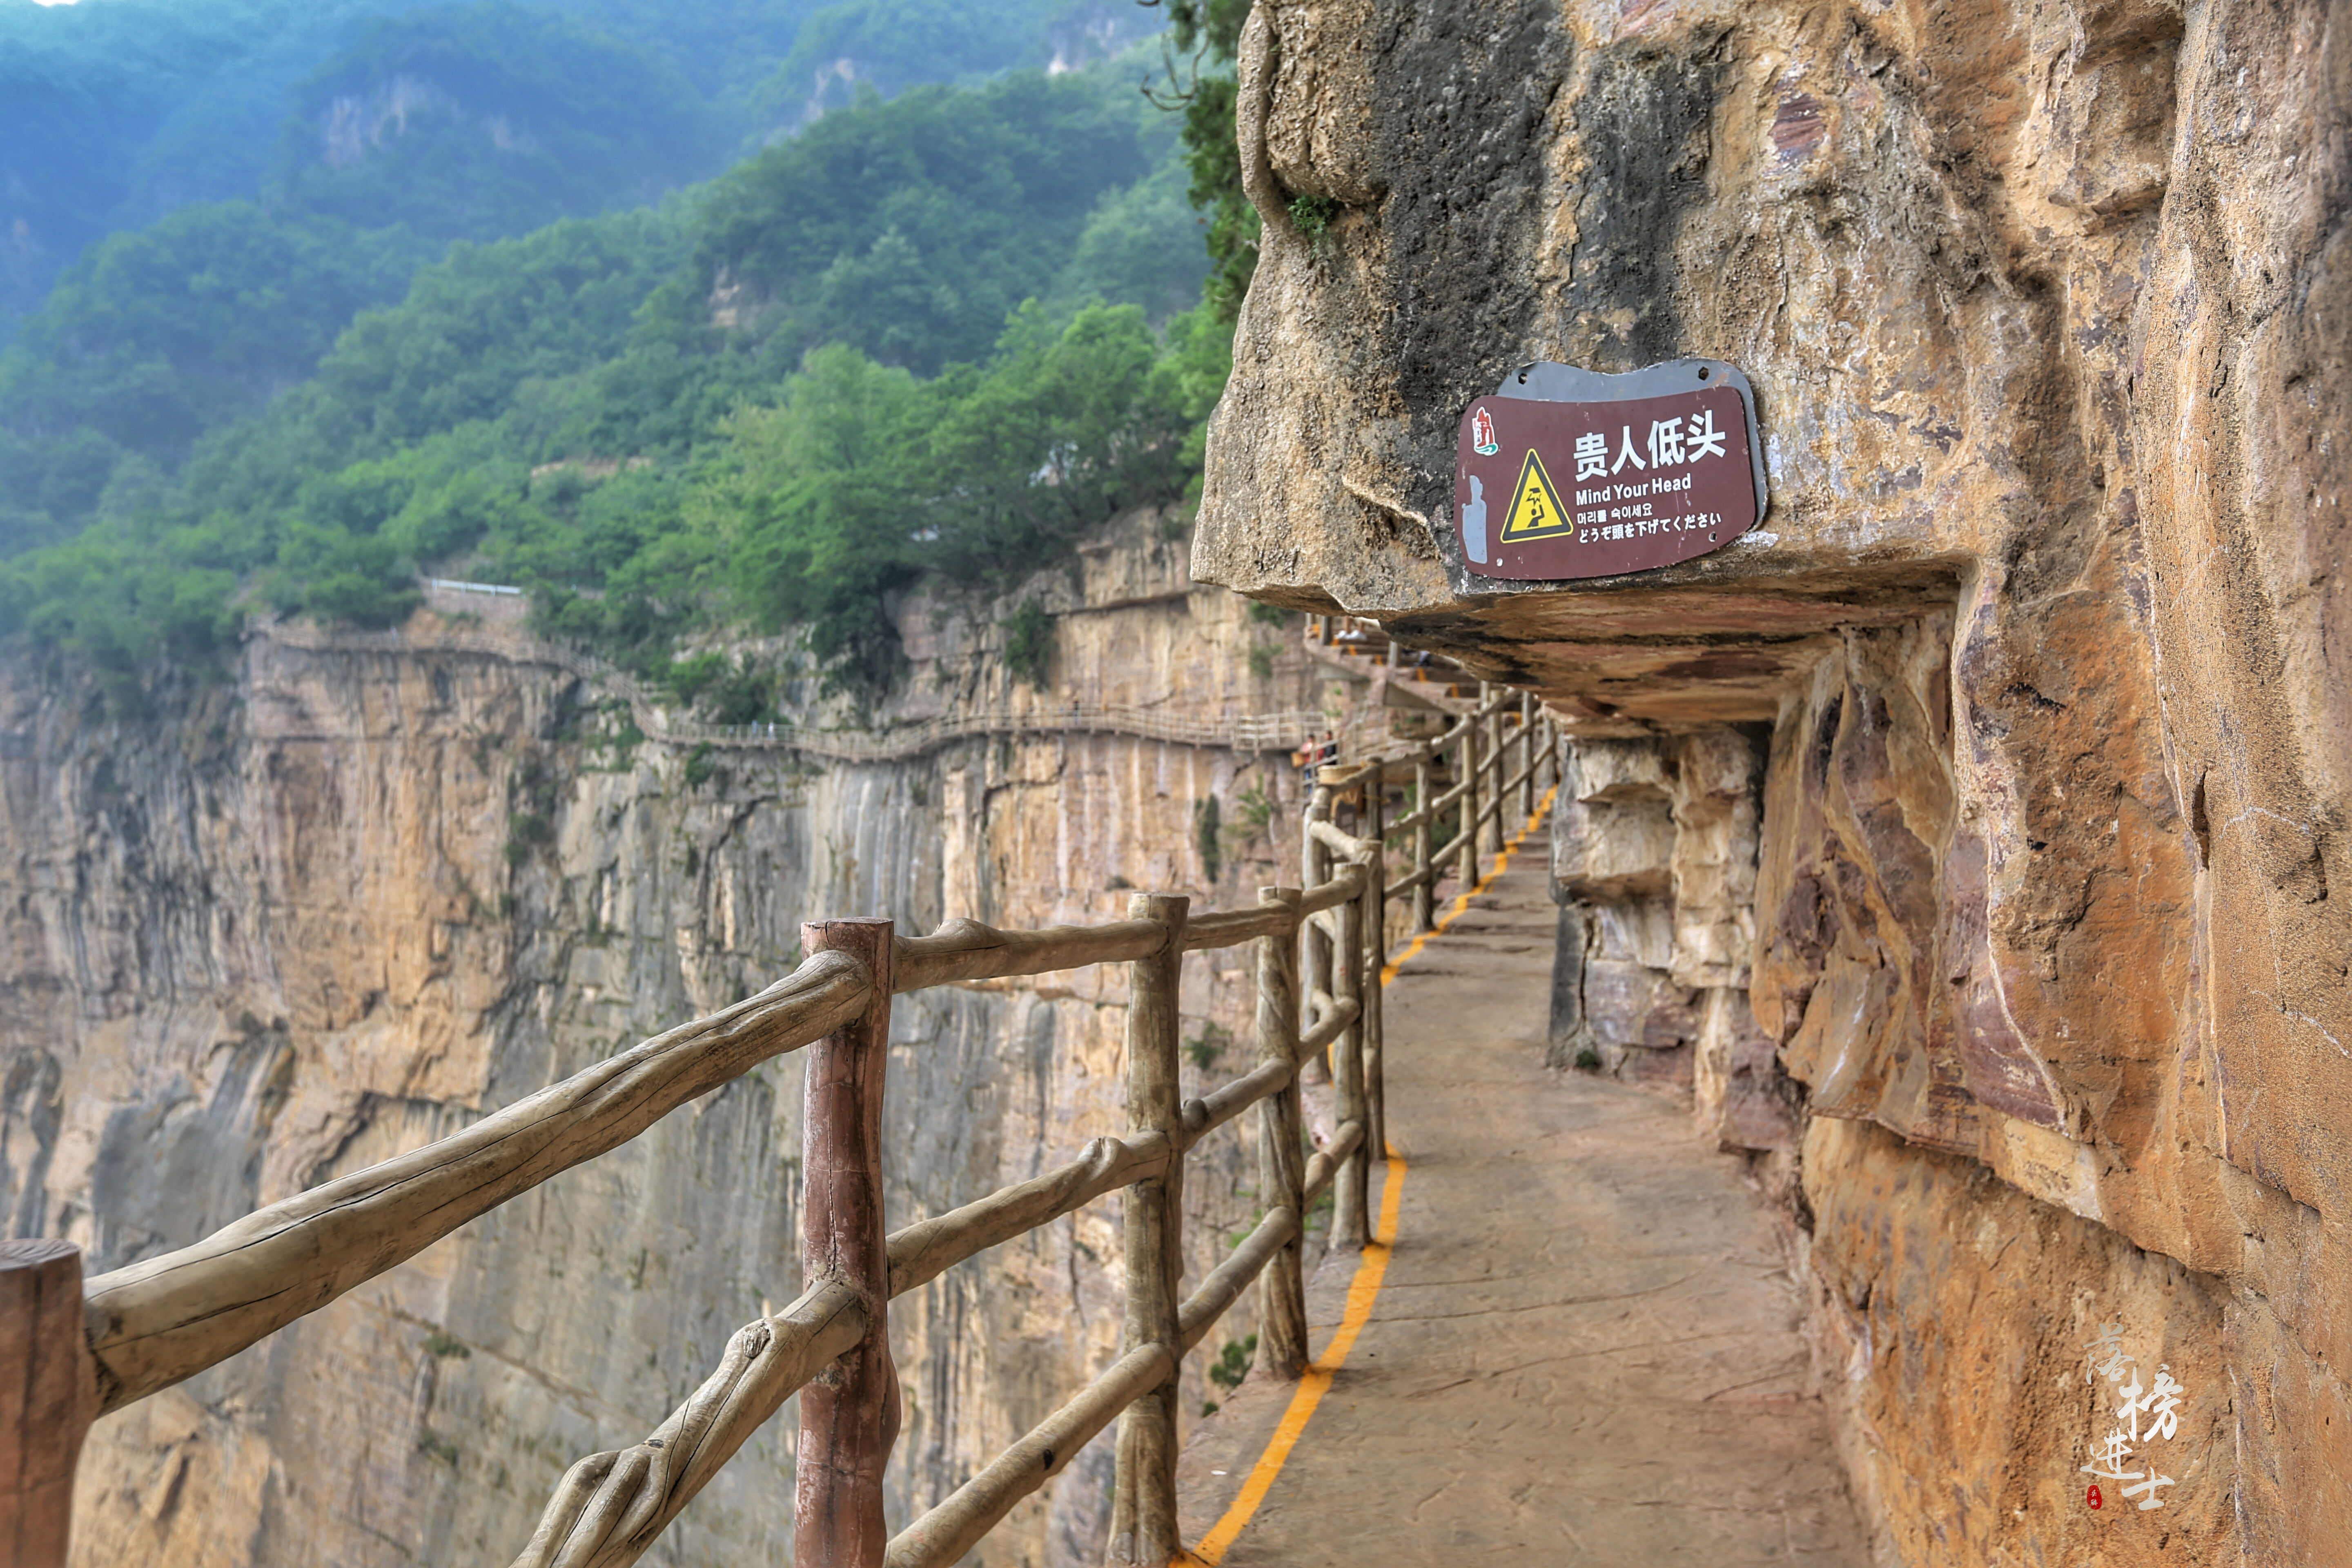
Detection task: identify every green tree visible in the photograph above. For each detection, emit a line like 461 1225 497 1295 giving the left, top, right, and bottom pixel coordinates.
1147 0 1255 320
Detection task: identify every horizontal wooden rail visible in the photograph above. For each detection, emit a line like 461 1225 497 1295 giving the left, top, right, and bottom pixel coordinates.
1425 773 1475 818
1307 817 1379 860
1297 863 1368 915
893 904 1312 996
1183 1058 1296 1145
82 956 871 1415
886 1341 1176 1568
1176 1203 1302 1352
884 1201 1301 1568
894 918 1164 990
887 1132 1172 1300
1298 995 1361 1060
1385 803 1432 837
511 1281 868 1568
1303 1120 1365 1207
1386 862 1439 898
1182 904 1295 951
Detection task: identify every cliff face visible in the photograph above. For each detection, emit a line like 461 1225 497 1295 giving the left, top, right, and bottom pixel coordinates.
0 521 1335 1566
1193 1 2348 1561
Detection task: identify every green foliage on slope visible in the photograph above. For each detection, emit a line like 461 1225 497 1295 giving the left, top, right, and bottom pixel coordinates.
697 69 1153 376
270 2 728 241
0 52 1235 708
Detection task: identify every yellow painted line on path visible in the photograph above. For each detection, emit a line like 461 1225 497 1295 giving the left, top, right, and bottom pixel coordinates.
1184 784 1559 1565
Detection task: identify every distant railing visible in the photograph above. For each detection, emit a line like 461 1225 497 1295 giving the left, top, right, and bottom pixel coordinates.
0 674 1557 1568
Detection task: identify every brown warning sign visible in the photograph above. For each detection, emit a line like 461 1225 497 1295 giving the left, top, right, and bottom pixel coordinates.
1454 359 1766 581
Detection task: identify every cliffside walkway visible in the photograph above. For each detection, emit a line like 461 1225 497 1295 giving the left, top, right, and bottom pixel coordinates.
255 617 1350 760
1173 843 1870 1566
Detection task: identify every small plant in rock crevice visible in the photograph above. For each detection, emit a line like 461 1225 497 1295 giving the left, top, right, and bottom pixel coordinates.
1185 1020 1234 1071
1193 793 1222 883
1222 779 1274 863
1202 1332 1258 1415
1003 597 1056 690
1287 195 1341 250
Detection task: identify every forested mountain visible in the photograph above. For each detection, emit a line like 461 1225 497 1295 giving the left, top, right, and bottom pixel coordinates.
0 0 1150 334
0 0 1246 710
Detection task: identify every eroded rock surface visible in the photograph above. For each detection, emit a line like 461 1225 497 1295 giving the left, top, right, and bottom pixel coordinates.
1195 1 2350 1560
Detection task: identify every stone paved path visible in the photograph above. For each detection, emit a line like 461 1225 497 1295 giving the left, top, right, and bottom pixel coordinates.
1174 849 1870 1566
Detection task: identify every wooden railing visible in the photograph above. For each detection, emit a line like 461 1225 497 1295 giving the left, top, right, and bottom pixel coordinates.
0 689 1557 1568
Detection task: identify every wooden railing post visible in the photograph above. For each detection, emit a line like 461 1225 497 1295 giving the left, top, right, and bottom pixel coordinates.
796 918 899 1568
1300 786 1332 1071
1110 893 1188 1568
1479 685 1504 858
1363 766 1386 955
1330 882 1370 1251
1359 770 1387 1156
1356 841 1386 1162
1411 750 1434 933
1 1241 94 1568
1457 719 1478 894
1254 888 1309 1380
1519 693 1536 820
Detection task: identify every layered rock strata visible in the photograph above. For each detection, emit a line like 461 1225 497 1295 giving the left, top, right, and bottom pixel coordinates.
0 523 1340 1566
1193 1 2349 1561
1547 728 1800 1152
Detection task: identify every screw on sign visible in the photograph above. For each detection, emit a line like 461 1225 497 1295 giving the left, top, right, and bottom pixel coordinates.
1453 358 1767 582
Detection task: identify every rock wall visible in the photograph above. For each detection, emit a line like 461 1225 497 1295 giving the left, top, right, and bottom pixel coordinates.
0 520 1339 1566
1192 1 2350 1561
1547 727 1800 1150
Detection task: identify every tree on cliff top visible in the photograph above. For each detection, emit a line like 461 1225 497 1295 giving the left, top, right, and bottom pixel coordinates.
1143 0 1254 320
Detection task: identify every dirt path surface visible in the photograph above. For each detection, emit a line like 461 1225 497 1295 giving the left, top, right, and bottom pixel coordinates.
1174 851 1870 1566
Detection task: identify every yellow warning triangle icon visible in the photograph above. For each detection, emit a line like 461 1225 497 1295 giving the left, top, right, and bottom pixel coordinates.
1498 448 1571 542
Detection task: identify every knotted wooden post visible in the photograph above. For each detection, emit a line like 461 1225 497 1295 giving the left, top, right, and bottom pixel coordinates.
1480 686 1505 858
1330 882 1370 1251
796 919 899 1568
1456 720 1478 894
1254 888 1309 1379
1411 750 1434 933
1110 893 1188 1568
1355 837 1386 1162
1299 786 1332 1078
1519 693 1538 820
0 1241 93 1568
1363 762 1386 956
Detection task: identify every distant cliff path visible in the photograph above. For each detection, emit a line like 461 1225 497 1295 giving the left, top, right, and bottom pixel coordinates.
1174 847 1869 1566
